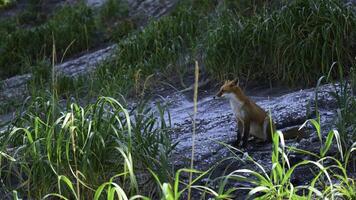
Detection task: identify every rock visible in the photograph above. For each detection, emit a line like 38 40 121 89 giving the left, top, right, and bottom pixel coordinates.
0 74 32 104
85 0 107 7
54 45 117 77
0 45 116 107
127 0 178 19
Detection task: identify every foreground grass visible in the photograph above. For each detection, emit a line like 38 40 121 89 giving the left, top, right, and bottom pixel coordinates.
1 67 356 199
213 126 356 199
1 59 355 199
0 96 173 198
0 95 355 199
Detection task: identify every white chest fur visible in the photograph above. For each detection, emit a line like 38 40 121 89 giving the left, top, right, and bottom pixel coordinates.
222 92 266 140
223 93 245 119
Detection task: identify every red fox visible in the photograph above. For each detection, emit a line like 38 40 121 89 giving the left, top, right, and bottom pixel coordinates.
216 79 303 147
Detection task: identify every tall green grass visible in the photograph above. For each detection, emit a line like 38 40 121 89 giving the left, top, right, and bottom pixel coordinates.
1 0 355 199
87 0 217 97
110 3 208 77
212 122 355 199
6 0 354 100
87 0 356 99
0 96 173 199
324 64 356 169
204 0 356 86
97 0 135 42
22 0 218 101
0 0 15 9
1 95 355 199
0 3 96 78
0 0 132 79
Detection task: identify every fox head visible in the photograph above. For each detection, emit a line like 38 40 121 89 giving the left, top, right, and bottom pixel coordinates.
216 79 240 98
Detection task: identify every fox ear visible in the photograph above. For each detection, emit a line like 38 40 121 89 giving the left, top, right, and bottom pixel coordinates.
232 78 239 86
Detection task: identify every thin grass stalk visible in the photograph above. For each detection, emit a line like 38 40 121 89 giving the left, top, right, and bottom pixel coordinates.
69 113 80 199
51 34 57 173
187 61 199 200
51 33 57 118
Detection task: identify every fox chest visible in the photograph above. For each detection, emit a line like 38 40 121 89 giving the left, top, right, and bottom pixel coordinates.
230 100 264 139
229 100 246 120
227 97 266 140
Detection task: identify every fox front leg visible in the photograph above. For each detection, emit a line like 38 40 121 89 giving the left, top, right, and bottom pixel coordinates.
242 119 250 148
235 119 243 146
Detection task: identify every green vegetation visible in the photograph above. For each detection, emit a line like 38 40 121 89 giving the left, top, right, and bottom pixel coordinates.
99 0 213 94
0 95 354 199
0 0 355 199
329 71 356 155
2 0 355 90
85 0 356 99
215 123 355 199
204 0 355 85
0 0 132 79
0 96 173 198
0 3 95 78
0 0 15 9
98 0 135 42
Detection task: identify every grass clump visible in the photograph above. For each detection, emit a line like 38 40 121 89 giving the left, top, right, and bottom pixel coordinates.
0 3 97 79
0 96 173 199
213 122 355 199
1 88 355 199
204 0 356 86
327 67 356 164
0 0 133 80
85 0 356 99
96 0 216 95
0 0 15 9
98 0 135 42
